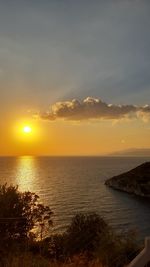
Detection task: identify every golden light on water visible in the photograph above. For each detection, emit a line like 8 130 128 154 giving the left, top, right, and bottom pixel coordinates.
16 156 37 192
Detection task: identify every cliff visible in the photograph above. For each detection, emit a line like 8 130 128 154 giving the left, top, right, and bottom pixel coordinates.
105 162 150 197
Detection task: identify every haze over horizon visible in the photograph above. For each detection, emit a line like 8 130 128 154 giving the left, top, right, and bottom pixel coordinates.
0 0 150 156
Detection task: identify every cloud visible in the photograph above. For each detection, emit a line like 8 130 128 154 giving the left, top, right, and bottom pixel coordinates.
136 105 150 122
39 97 150 122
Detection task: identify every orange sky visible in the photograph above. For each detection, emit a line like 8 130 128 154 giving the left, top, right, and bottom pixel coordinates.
0 109 150 156
0 1 150 156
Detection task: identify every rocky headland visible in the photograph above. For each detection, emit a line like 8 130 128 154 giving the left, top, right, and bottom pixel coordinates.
105 162 150 197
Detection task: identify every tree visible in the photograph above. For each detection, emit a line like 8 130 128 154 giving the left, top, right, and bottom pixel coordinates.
0 184 53 242
64 213 109 257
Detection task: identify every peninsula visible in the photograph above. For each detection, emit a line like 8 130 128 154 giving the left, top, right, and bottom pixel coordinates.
105 162 150 197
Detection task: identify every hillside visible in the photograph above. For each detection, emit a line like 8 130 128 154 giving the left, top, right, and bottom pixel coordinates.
105 162 150 197
109 148 150 157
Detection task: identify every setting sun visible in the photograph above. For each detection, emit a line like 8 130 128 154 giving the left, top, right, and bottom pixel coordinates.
23 126 32 134
12 121 43 155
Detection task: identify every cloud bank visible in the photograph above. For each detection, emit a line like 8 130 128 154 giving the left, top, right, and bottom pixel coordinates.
40 97 150 122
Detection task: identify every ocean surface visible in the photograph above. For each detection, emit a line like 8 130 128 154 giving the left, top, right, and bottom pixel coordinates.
0 156 150 240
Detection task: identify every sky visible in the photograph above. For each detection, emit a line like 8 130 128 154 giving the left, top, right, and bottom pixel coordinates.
0 0 150 156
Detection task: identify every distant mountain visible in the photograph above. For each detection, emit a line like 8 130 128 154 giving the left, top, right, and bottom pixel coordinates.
109 148 150 157
105 162 150 197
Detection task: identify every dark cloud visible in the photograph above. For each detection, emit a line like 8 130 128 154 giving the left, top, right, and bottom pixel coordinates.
40 97 150 122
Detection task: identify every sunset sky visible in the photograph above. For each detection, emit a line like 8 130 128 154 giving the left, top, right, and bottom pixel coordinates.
0 0 150 156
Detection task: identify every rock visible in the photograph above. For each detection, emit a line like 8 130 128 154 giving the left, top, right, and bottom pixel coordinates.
105 162 150 197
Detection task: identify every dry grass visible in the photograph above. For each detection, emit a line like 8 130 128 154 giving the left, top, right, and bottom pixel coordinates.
0 253 104 267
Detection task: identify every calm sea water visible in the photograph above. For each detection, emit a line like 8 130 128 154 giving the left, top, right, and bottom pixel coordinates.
0 156 150 239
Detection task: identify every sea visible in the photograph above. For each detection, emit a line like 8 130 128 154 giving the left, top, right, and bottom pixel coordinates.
0 156 150 240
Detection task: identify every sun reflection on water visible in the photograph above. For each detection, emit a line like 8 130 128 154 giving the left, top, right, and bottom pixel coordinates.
16 156 37 192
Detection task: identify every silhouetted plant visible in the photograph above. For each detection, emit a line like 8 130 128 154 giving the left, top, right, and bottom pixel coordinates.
95 229 140 267
0 185 140 267
45 213 139 267
0 184 53 243
64 213 109 258
43 234 65 260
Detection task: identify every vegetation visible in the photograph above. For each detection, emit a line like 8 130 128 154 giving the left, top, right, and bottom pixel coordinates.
0 184 140 267
0 184 53 251
46 214 139 266
64 213 108 257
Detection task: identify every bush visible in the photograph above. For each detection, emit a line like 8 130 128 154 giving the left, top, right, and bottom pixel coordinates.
0 184 140 267
44 235 65 260
63 213 109 258
95 229 140 267
46 213 139 267
0 184 53 243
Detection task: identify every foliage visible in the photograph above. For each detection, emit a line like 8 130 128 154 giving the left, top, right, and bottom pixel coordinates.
0 251 103 267
0 184 53 243
95 229 140 267
0 184 140 267
0 251 51 267
46 214 139 267
46 234 66 260
61 213 109 258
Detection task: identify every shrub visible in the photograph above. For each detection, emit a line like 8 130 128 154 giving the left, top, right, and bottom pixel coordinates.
63 213 109 258
95 229 140 267
0 184 140 267
45 213 139 267
0 184 53 243
45 234 65 260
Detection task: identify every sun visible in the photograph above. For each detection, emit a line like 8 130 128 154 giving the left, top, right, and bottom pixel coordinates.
13 121 40 144
23 126 32 134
